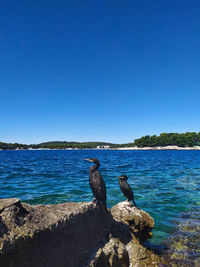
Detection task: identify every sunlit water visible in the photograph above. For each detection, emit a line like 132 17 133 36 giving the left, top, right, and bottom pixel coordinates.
0 150 200 247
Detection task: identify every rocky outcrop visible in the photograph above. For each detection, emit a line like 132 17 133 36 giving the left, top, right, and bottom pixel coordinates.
0 198 110 267
0 199 169 267
111 201 154 242
89 201 168 267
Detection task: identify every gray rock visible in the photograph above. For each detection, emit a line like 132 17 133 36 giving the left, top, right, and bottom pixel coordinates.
0 199 110 267
90 238 129 267
0 199 169 267
89 201 169 267
0 198 20 212
111 201 154 242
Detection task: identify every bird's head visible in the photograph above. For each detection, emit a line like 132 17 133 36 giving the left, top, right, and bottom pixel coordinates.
83 157 100 167
118 174 128 181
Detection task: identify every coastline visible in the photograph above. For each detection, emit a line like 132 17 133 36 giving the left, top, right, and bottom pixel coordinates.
114 145 200 150
1 145 200 151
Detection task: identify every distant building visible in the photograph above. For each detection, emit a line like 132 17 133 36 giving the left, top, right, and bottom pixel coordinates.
97 145 110 149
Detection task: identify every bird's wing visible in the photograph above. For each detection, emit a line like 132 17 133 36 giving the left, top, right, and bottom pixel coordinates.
119 180 134 200
127 183 134 200
89 171 106 202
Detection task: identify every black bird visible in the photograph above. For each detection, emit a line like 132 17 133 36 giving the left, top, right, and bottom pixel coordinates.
118 174 137 207
84 158 107 212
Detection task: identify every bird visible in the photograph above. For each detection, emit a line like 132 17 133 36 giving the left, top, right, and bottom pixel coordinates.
118 174 137 207
84 157 107 213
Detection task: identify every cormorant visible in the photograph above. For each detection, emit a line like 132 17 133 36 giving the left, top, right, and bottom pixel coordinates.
118 174 137 207
84 158 107 212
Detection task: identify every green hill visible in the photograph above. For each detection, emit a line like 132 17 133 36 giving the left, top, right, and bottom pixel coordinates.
1 132 200 150
35 141 114 149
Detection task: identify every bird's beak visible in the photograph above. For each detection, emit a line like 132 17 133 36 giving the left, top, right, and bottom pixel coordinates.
117 176 122 179
83 158 92 162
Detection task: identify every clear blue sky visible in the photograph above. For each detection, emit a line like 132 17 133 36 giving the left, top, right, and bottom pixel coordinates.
1 0 199 144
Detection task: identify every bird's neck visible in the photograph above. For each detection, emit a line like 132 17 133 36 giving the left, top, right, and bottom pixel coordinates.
95 161 100 169
90 163 99 172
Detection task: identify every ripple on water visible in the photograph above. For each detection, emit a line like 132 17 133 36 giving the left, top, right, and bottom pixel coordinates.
0 149 200 253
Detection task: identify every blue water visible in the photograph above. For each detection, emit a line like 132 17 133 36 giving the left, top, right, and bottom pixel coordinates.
0 150 200 245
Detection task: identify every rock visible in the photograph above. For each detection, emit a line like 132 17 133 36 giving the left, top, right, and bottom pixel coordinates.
89 238 129 267
126 240 168 267
0 198 110 267
0 198 20 212
0 199 169 267
89 201 169 267
111 201 154 242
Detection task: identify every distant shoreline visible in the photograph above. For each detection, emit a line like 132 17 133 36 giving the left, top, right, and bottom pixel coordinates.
114 145 200 150
1 145 200 151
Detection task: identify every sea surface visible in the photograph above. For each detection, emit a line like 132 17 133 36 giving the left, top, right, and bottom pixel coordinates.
0 150 200 248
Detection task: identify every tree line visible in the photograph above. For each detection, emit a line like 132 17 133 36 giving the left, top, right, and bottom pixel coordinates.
133 132 200 147
0 141 114 150
1 132 200 149
0 142 29 150
34 141 113 149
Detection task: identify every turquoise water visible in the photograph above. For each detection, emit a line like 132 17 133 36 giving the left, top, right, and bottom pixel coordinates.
0 150 200 245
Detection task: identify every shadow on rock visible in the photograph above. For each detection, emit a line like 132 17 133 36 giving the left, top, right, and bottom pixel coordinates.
0 216 8 238
0 198 170 267
89 201 169 267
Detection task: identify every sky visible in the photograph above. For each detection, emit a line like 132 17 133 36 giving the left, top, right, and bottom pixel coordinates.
1 0 200 144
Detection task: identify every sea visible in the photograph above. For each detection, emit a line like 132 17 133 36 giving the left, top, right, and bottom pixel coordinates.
0 149 200 257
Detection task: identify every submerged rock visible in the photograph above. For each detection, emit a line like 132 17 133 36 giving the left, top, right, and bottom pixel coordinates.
163 210 200 266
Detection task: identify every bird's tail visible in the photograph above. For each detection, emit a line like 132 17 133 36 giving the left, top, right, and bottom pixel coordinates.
133 200 137 207
103 202 109 214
